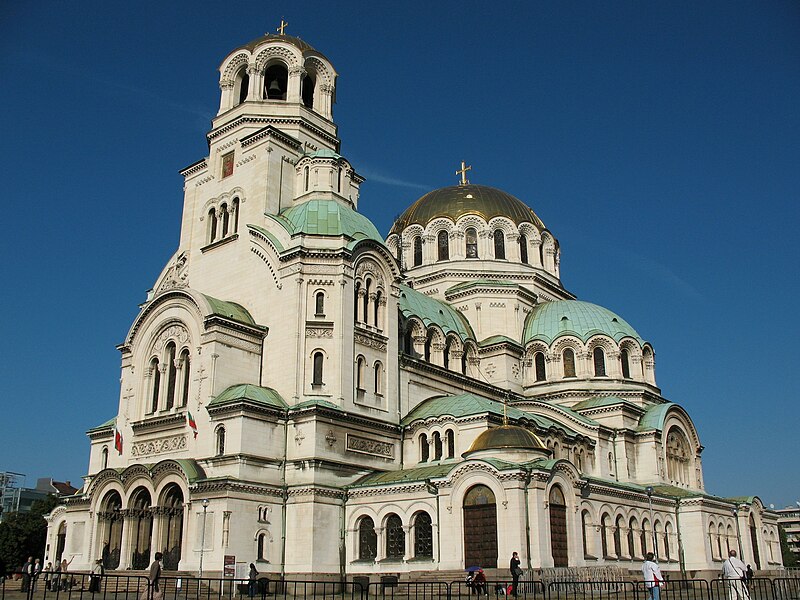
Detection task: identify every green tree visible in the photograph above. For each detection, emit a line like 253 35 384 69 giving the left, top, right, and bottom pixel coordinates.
779 524 798 568
0 495 60 574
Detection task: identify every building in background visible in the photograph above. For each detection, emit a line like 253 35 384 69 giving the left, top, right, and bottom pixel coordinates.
45 30 782 579
777 505 800 561
1 472 77 523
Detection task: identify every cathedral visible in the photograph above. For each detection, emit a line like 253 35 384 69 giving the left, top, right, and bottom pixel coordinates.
46 30 782 580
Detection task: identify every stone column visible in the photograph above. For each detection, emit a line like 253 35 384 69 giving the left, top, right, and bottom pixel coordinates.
287 66 305 104
219 81 234 114
246 66 261 101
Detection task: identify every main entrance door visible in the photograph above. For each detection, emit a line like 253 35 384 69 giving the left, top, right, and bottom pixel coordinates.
463 485 498 568
549 486 568 567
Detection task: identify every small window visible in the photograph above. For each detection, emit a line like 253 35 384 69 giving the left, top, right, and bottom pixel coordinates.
220 202 229 237
180 350 191 406
101 447 109 470
493 229 505 259
593 347 606 377
621 349 631 379
466 228 478 258
563 348 576 378
413 236 423 266
519 234 528 264
363 280 371 326
374 290 381 329
232 198 240 234
315 292 325 316
165 342 177 410
386 514 405 559
355 356 365 392
221 152 234 178
413 512 433 558
419 433 429 462
446 429 455 458
354 282 361 323
358 517 377 560
304 166 310 191
257 533 267 561
534 352 546 382
150 358 161 413
312 352 324 386
208 208 217 244
216 426 226 456
433 432 442 460
437 231 449 261
373 362 382 395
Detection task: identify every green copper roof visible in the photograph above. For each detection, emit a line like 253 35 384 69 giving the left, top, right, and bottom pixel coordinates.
273 200 383 243
398 284 474 341
637 402 673 432
201 294 258 326
573 396 641 412
305 149 341 160
289 398 342 411
479 335 522 348
350 464 454 488
390 184 545 234
87 417 116 433
248 224 286 253
403 393 529 425
447 279 523 295
170 459 206 484
523 300 644 345
208 384 288 410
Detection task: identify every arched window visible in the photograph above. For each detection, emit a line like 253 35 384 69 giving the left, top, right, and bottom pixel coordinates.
165 342 177 410
433 432 443 460
264 64 287 100
443 340 451 370
419 433 429 462
493 229 505 259
302 73 315 108
413 512 433 558
358 516 377 560
236 68 249 105
424 333 432 362
363 279 371 325
465 228 478 258
354 282 361 323
620 348 631 378
534 352 546 381
312 352 324 386
355 356 365 392
437 230 449 261
641 519 650 556
593 347 606 376
519 234 528 264
373 362 383 395
709 523 718 559
664 522 672 560
180 349 191 407
257 533 267 561
374 290 382 328
101 447 109 470
461 350 468 375
601 514 610 557
628 517 637 558
446 429 455 458
666 426 691 485
315 292 325 316
563 348 576 378
231 198 239 234
304 166 310 191
413 236 423 266
581 511 590 558
150 358 161 413
220 202 229 237
208 208 217 244
216 426 225 456
614 516 623 557
386 514 405 559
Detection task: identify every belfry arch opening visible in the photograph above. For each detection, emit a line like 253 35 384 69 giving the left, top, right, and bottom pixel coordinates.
302 73 315 108
264 64 288 100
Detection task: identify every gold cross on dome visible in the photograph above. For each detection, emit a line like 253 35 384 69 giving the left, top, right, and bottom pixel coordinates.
455 161 472 185
277 19 288 35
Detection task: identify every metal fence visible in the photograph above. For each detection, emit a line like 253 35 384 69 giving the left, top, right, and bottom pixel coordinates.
3 574 800 600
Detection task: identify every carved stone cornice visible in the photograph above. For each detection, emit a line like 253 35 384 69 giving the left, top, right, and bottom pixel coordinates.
239 124 303 150
354 330 388 352
209 116 338 151
131 413 186 434
180 158 208 178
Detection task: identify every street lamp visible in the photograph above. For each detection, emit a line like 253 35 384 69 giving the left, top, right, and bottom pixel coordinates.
646 487 657 560
733 506 743 558
199 499 209 577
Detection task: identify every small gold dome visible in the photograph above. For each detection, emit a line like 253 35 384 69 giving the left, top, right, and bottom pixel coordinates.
465 425 547 454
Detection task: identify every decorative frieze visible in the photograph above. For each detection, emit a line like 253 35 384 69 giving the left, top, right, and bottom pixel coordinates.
354 333 387 352
346 434 393 458
130 435 187 457
306 326 333 338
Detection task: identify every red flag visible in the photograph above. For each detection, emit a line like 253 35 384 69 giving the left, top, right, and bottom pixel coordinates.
187 412 198 438
114 428 123 454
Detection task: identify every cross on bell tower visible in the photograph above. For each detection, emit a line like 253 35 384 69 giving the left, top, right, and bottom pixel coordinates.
277 19 288 35
456 161 472 185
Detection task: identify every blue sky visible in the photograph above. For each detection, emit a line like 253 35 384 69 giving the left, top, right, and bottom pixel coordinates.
0 2 798 508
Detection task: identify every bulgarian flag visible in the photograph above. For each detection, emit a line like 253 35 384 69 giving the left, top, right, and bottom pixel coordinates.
187 412 198 438
114 428 123 455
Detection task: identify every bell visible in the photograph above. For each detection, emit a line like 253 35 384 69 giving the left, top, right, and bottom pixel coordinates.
267 79 283 99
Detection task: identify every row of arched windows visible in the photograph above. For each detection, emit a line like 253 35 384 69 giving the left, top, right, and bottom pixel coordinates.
355 356 383 396
588 512 676 562
410 229 541 266
233 64 317 109
206 198 240 245
418 430 456 463
148 343 191 414
354 279 384 331
528 344 654 385
356 511 433 561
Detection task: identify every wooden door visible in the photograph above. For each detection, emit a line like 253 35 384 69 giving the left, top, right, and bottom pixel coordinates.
549 486 568 567
463 485 498 568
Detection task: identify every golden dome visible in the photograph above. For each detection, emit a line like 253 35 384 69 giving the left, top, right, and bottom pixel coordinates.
389 184 545 235
465 425 547 454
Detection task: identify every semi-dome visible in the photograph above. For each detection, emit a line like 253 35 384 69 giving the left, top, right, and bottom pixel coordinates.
523 300 644 345
271 200 383 244
390 184 545 234
465 425 547 454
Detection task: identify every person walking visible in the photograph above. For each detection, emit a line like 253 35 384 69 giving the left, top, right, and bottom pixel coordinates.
510 552 522 598
31 558 42 592
723 550 750 600
43 562 53 591
248 563 258 598
20 557 33 592
145 552 163 600
89 559 105 593
642 552 664 600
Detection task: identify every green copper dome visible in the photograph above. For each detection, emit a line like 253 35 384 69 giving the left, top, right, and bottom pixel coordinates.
274 200 383 244
523 300 644 345
390 184 545 234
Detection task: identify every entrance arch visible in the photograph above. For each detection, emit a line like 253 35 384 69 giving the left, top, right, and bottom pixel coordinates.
463 484 498 568
549 485 568 567
159 485 184 570
55 522 67 562
98 491 123 569
129 487 153 570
